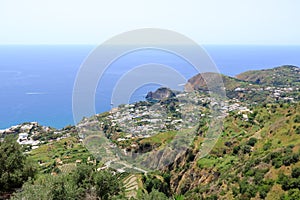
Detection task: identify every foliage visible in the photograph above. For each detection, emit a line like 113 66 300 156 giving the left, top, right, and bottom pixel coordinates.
136 189 170 200
12 174 78 200
247 137 258 147
0 135 37 192
12 168 124 200
142 173 170 196
292 167 300 178
93 170 123 200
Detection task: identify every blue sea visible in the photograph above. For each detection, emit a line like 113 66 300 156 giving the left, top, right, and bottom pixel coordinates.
1 45 300 129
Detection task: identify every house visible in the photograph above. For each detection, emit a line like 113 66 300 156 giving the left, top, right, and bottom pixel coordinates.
17 133 29 143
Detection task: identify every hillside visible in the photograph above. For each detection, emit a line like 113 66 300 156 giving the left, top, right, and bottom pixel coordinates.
164 102 300 200
185 72 253 92
236 65 300 87
185 66 300 103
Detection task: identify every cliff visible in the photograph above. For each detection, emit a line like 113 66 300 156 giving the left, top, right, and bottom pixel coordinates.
145 87 176 102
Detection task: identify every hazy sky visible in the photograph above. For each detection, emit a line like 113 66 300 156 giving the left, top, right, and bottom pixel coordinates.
1 0 299 45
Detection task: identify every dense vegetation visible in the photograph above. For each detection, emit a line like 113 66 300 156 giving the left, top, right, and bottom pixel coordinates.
173 102 300 200
12 164 124 200
0 135 37 194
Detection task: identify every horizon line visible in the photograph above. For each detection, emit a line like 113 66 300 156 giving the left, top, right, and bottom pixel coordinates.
1 43 300 46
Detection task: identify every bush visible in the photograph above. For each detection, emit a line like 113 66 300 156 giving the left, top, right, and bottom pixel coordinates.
12 174 79 200
283 154 299 166
294 115 300 123
242 145 252 154
247 138 258 147
258 183 272 199
292 167 300 178
287 188 300 199
206 194 218 200
295 126 300 134
72 163 93 189
233 146 240 155
254 171 266 184
278 171 300 192
273 159 283 168
137 189 169 200
12 168 124 200
144 175 170 196
93 171 123 200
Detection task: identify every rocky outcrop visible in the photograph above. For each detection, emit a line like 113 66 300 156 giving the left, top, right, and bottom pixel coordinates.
185 72 249 92
162 148 219 195
146 87 176 102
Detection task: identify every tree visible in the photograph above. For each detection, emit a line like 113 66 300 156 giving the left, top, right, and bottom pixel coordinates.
11 179 51 200
137 189 170 200
0 135 36 192
50 175 78 200
71 163 93 189
12 174 78 200
93 170 123 200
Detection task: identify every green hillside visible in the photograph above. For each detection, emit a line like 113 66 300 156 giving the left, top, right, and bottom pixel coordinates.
236 65 300 87
168 102 300 200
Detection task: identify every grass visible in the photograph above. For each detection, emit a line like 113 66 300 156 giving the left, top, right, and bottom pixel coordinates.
139 130 177 145
197 157 218 168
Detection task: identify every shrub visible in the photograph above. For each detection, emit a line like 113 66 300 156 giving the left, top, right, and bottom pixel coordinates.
93 171 123 200
272 158 283 168
137 189 170 200
263 141 272 151
12 174 79 200
287 189 300 199
294 115 300 123
258 184 272 199
233 146 240 155
242 145 252 154
292 167 300 178
143 174 170 196
282 154 299 166
295 126 300 134
247 138 258 147
206 194 218 200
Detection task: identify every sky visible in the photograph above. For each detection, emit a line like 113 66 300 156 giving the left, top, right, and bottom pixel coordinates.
0 0 300 45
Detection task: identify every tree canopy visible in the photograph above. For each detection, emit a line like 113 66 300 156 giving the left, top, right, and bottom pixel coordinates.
0 135 37 192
